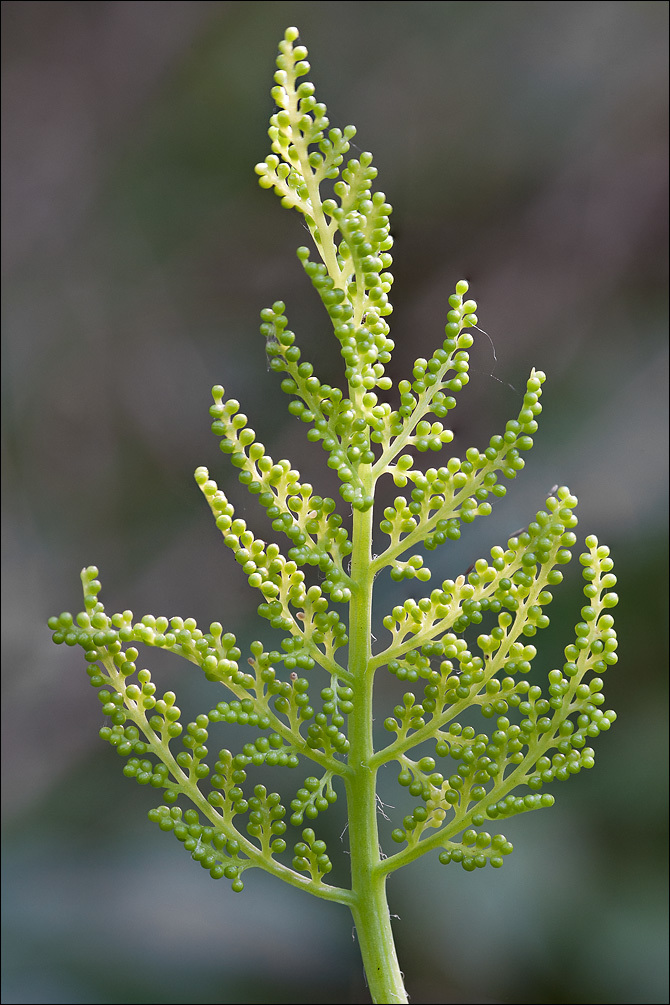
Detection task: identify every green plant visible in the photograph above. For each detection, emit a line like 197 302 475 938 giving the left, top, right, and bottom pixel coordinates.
49 27 619 1004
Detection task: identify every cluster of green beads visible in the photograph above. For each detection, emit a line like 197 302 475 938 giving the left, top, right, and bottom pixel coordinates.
148 806 247 888
50 570 350 891
378 369 544 572
375 518 617 863
289 772 338 826
196 423 354 599
437 832 514 871
380 489 578 653
255 28 394 322
293 827 333 881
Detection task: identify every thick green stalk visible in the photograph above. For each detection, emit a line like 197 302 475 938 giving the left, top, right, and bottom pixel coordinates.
345 484 408 1004
350 877 407 1005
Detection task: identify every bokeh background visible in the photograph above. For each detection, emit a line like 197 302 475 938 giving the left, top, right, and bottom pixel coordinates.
2 2 668 1003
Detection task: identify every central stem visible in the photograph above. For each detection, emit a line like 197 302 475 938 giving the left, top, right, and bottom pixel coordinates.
345 490 408 1004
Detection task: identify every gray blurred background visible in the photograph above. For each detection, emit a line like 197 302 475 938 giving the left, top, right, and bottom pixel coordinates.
2 2 668 1003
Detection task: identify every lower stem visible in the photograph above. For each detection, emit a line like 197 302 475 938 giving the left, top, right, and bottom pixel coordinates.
346 492 408 1004
349 862 407 1004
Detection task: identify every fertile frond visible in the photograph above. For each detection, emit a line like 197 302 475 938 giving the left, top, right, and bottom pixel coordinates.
50 26 619 1005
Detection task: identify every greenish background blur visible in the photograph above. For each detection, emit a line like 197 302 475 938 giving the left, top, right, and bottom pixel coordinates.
2 2 667 1003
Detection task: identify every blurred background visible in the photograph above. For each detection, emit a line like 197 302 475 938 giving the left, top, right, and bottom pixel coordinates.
2 2 668 1002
